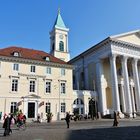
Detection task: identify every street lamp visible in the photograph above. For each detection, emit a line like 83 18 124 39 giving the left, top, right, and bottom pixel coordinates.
58 80 61 121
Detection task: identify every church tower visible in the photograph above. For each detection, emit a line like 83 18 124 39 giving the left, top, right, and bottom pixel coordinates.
50 10 70 62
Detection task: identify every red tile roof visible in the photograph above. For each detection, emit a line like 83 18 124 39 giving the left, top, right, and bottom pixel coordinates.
0 46 67 64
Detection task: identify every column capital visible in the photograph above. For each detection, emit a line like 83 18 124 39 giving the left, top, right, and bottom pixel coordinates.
132 58 138 64
120 55 129 63
109 53 117 59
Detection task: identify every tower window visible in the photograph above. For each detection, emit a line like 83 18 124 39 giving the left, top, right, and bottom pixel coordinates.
52 43 55 51
59 41 64 51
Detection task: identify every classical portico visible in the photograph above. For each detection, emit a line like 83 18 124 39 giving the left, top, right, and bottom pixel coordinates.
70 30 140 118
108 54 140 117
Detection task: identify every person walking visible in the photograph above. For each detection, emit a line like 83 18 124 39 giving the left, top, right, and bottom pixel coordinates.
9 114 15 134
3 114 10 136
65 112 70 128
113 111 119 127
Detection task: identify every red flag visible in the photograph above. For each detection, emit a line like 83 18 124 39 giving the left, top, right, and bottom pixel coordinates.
39 101 44 107
17 101 22 106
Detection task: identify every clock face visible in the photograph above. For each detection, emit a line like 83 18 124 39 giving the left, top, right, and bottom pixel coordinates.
59 34 63 39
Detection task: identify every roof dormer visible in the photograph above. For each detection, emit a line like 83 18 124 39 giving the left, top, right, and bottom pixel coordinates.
13 52 20 57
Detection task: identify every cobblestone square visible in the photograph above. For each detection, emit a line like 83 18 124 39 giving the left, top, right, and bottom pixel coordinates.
0 119 140 140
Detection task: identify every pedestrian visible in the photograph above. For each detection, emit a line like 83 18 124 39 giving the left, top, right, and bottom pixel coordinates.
37 114 41 123
9 114 14 134
0 112 2 120
3 114 10 136
65 112 70 128
113 111 119 127
23 114 27 125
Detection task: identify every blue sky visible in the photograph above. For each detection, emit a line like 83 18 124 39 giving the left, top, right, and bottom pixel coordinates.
0 0 140 58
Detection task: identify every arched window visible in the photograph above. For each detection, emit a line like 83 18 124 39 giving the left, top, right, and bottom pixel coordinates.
59 41 64 51
73 98 84 105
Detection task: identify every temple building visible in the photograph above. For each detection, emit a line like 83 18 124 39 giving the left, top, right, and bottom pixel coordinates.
70 30 140 118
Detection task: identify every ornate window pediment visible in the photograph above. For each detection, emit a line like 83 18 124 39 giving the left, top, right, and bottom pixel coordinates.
22 94 41 99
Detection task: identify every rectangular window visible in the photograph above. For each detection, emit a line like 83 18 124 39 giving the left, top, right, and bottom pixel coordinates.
46 67 51 74
61 68 65 76
10 102 17 113
12 79 18 92
13 63 19 71
45 103 51 113
31 65 36 73
46 82 51 93
61 83 66 94
30 80 35 92
61 103 66 113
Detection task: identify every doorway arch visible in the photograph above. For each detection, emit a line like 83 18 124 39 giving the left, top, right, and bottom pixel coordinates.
73 98 84 115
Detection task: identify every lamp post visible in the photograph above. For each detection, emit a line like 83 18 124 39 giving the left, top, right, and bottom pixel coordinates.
58 80 61 121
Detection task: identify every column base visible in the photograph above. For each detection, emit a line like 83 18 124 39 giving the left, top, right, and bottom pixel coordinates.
123 112 134 118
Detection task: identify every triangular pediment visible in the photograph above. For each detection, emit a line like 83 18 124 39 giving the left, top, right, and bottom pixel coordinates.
22 94 41 99
110 30 140 46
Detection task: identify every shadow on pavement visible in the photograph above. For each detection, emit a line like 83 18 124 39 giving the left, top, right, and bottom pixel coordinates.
67 126 140 140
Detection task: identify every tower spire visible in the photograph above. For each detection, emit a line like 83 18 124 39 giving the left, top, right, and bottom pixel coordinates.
52 8 66 29
50 10 70 62
58 8 60 14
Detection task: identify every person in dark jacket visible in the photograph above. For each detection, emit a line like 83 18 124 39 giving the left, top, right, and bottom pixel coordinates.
3 114 10 136
113 111 119 127
9 114 14 134
65 112 70 128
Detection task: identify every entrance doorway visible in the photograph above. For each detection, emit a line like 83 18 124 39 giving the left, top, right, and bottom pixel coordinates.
28 102 35 118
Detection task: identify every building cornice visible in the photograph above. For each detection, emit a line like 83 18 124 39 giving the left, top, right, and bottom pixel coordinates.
69 37 111 63
69 37 140 63
18 73 46 79
110 39 140 51
0 55 73 69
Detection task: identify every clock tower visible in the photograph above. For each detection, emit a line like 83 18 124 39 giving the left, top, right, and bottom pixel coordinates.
50 10 70 62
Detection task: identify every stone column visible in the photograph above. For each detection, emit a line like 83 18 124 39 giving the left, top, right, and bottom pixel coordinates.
132 58 140 113
120 83 126 112
84 66 89 89
96 59 107 115
110 54 120 112
121 56 132 114
130 85 136 113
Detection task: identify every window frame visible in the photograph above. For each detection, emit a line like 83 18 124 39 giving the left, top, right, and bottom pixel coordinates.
61 102 66 113
10 102 18 114
60 82 66 94
46 67 51 74
45 102 51 113
13 63 19 71
59 41 64 51
29 80 36 93
30 65 36 73
46 81 51 93
11 79 18 92
61 68 65 76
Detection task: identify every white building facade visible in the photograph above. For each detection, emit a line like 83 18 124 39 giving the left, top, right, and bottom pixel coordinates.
0 11 95 121
70 30 140 118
